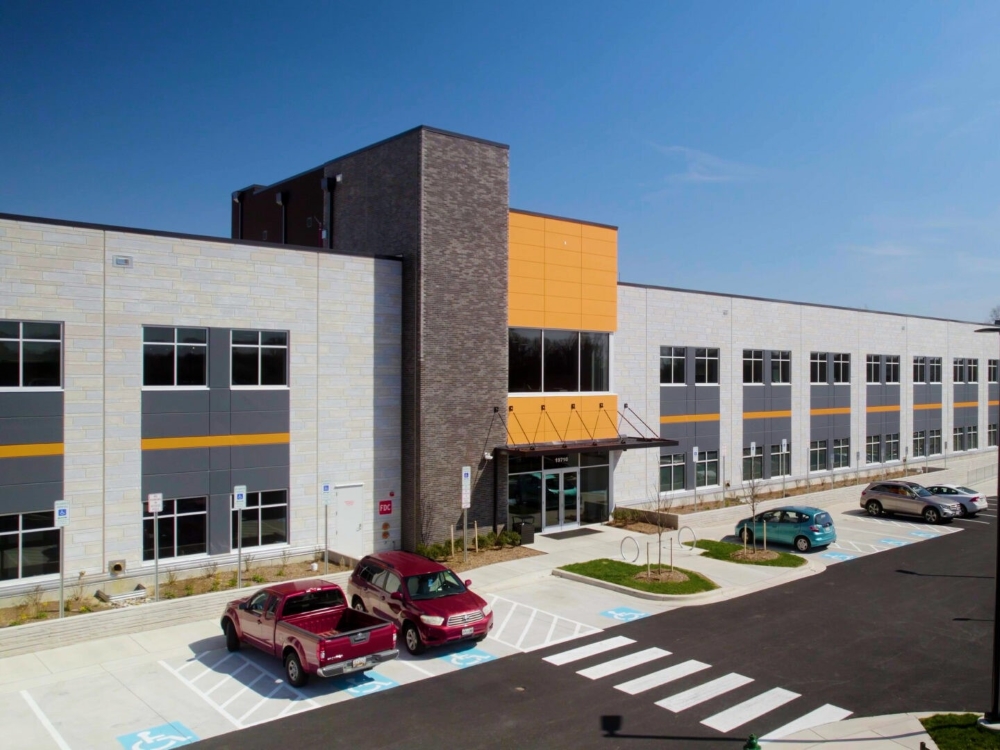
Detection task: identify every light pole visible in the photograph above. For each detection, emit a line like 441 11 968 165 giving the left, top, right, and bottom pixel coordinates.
975 321 1000 724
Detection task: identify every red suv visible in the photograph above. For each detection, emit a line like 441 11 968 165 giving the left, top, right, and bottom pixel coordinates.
347 551 493 655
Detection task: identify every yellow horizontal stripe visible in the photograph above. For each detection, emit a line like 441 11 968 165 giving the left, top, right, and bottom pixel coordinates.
991 400 999 407
743 410 792 419
142 433 290 451
0 442 64 459
914 403 941 410
954 401 978 409
866 405 900 413
810 407 851 416
660 413 720 424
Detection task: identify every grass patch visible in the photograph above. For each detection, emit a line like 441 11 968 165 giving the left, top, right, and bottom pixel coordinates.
683 539 806 567
560 559 717 595
921 713 1000 749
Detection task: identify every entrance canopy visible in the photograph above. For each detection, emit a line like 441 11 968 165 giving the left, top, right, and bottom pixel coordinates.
494 436 677 458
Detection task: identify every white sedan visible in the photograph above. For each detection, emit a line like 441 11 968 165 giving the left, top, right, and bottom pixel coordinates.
925 484 989 517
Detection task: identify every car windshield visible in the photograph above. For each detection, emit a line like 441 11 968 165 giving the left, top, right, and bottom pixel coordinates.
406 570 467 600
911 486 933 497
814 512 833 526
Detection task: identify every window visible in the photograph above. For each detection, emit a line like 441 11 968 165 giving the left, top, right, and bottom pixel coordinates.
990 360 998 384
866 435 881 464
953 426 965 452
232 490 288 549
866 355 880 384
913 356 926 384
232 330 288 386
695 349 719 384
833 353 850 384
509 329 610 393
953 358 965 384
913 431 926 458
809 440 827 471
0 320 62 388
660 347 685 385
743 350 763 384
968 425 979 450
143 497 208 561
771 351 791 384
928 428 942 455
143 327 208 386
929 358 942 383
742 446 763 480
968 359 979 383
832 438 850 468
885 433 899 461
989 424 998 447
885 356 900 384
770 442 790 477
810 353 827 384
695 450 719 487
659 453 685 492
0 511 60 581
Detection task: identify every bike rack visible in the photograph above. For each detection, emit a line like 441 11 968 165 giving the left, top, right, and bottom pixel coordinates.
620 535 640 563
677 525 698 552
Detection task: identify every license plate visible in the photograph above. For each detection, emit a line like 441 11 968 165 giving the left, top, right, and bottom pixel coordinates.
352 657 366 669
462 626 474 636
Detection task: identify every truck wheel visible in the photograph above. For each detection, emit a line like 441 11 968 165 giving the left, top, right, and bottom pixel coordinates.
403 622 425 655
284 651 309 687
224 620 240 652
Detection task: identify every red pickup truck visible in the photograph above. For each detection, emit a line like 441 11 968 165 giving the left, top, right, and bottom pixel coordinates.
220 580 398 687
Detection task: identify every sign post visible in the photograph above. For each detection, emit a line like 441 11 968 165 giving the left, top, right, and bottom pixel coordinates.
147 493 163 601
461 466 472 563
321 480 332 573
781 438 788 497
692 447 699 509
54 500 70 618
234 485 247 589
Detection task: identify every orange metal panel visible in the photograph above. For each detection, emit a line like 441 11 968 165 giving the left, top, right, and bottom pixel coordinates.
580 224 616 242
509 309 546 328
545 247 583 268
0 442 64 458
509 292 546 312
865 405 901 413
510 258 545 279
581 253 616 271
581 268 616 287
543 218 583 236
581 283 617 302
509 211 545 230
544 264 583 283
544 311 583 330
510 242 544 261
544 232 582 253
581 238 616 257
545 296 582 314
580 314 616 333
510 226 545 247
546 280 582 300
509 276 545 296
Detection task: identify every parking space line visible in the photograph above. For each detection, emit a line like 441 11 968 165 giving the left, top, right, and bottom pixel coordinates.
514 609 538 650
485 594 603 653
396 658 435 676
161 660 243 729
220 674 264 709
204 662 249 695
491 602 517 642
20 690 72 750
238 683 285 723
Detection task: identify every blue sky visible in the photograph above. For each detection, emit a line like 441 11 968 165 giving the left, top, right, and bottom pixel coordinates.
2 1 999 321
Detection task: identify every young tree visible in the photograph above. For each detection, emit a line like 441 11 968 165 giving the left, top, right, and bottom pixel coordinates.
739 474 765 553
644 485 676 572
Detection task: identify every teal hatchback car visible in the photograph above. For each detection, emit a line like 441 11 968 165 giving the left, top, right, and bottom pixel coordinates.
734 505 836 552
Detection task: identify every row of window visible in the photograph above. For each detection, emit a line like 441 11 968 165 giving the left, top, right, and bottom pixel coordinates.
508 328 610 393
659 348 1000 387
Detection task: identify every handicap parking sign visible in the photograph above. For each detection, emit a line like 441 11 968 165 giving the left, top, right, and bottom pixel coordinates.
910 530 936 538
879 538 911 547
822 552 856 561
439 647 495 668
117 722 197 750
344 671 398 696
601 607 650 622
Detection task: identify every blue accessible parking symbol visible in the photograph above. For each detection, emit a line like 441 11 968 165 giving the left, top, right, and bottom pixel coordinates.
822 552 856 562
910 530 937 538
117 722 197 750
879 538 911 547
344 671 398 696
439 647 496 668
601 607 650 622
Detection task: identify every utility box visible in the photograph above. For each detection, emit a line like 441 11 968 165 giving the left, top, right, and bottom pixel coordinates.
513 521 534 545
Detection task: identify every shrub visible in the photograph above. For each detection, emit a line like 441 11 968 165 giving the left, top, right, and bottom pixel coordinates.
498 530 520 547
611 507 641 526
251 574 265 584
183 583 195 596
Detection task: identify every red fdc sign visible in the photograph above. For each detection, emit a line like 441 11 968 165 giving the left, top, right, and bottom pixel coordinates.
378 499 392 515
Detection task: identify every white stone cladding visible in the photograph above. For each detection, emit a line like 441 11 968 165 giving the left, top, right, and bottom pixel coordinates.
0 218 401 588
614 283 999 510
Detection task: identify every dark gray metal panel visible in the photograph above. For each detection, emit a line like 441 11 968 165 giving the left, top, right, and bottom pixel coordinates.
210 447 231 471
141 448 210 476
210 470 232 495
866 387 883 408
230 411 289 435
231 466 289 493
833 388 850 408
954 409 978 428
660 386 689 415
0 480 62 514
0 391 63 418
771 389 791 411
211 412 230 436
209 328 230 389
142 471 211 499
693 422 720 444
142 390 211 414
811 386 829 410
743 388 766 411
833 414 851 434
209 493 232 555
210 388 230 413
0 416 63 446
142 412 211 439
231 444 290 470
0 455 62 487
230 390 290 413
956 383 978 402
885 386 900 406
695 388 720 414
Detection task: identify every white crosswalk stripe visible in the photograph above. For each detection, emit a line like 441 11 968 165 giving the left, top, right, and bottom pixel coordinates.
543 636 635 666
761 704 853 743
577 648 671 680
655 673 754 712
701 687 800 732
614 660 710 695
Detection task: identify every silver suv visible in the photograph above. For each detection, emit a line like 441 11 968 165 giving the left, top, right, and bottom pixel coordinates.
860 480 959 524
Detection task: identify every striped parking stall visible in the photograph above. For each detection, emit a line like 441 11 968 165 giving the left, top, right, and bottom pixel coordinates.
486 594 603 652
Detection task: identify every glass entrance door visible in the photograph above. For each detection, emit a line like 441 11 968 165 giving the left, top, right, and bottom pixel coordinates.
543 470 579 531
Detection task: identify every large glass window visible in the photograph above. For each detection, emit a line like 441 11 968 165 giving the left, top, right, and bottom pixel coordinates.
232 490 288 549
695 450 719 487
507 470 542 531
580 463 610 524
660 347 685 385
968 359 979 383
0 511 60 581
580 333 609 392
885 433 899 461
143 497 208 561
743 350 763 384
0 321 62 388
832 438 850 468
989 360 999 383
659 453 685 492
771 351 791 384
810 353 827 384
928 428 942 455
742 447 763 480
913 431 926 458
953 358 965 384
143 327 207 387
508 328 542 392
989 424 998 448
929 357 942 384
968 425 979 450
866 435 881 464
232 330 288 386
543 330 579 392
509 329 609 393
866 355 880 384
953 426 965 452
913 356 926 384
771 442 790 477
833 353 850 384
695 349 719 384
809 440 827 471
885 356 900 384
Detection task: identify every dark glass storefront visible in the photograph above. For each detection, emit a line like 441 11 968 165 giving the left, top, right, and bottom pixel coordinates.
507 451 610 532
